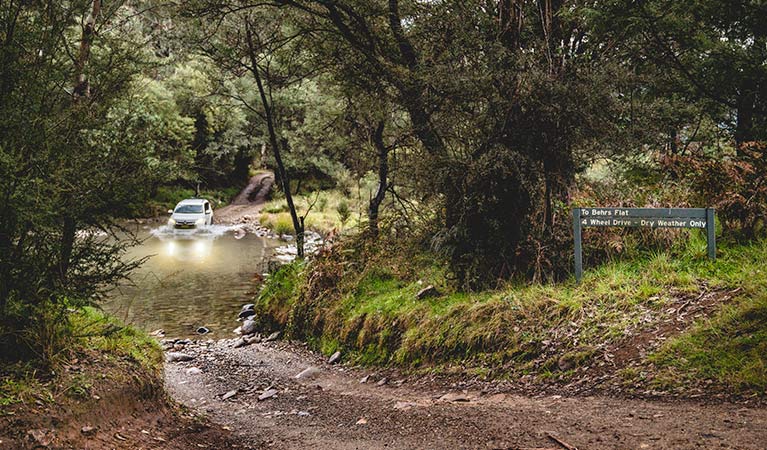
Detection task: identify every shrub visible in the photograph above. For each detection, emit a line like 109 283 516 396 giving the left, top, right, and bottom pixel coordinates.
274 213 295 235
336 200 351 225
663 142 767 239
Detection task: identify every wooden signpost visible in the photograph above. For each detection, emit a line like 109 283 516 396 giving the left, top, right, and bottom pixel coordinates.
573 207 716 283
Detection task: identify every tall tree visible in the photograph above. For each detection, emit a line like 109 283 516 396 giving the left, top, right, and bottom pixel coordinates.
594 0 767 146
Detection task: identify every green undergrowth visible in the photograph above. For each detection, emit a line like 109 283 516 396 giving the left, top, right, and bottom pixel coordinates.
260 189 363 235
0 307 162 407
144 185 240 217
71 307 163 375
254 236 767 396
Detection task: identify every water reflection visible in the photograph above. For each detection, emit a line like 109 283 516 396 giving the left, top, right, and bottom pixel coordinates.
103 224 279 339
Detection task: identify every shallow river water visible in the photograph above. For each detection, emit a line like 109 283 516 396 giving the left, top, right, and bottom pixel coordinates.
103 224 280 339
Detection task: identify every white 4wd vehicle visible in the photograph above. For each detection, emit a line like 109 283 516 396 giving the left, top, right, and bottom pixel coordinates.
167 199 213 229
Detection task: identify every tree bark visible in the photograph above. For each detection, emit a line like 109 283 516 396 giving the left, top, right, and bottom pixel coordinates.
735 83 756 146
245 20 304 258
61 0 101 281
73 0 101 99
368 121 388 237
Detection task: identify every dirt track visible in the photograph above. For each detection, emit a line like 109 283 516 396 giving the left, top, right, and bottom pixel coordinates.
215 172 274 225
166 339 767 449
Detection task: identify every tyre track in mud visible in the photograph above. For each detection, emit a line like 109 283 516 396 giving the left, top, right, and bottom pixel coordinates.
165 339 767 449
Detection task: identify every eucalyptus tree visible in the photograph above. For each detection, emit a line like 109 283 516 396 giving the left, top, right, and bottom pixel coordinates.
240 0 633 287
180 5 316 256
593 0 767 147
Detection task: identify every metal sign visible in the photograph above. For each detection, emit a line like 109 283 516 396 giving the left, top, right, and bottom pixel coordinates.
573 207 716 283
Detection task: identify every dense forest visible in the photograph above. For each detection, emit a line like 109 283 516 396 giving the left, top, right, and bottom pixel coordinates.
1 2 767 445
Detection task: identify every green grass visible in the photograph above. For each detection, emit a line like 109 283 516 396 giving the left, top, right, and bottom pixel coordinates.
650 295 767 394
71 307 163 375
0 307 163 407
252 237 767 396
260 189 363 235
0 371 46 408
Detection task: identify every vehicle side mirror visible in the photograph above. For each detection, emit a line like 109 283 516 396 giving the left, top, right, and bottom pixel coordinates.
167 209 173 214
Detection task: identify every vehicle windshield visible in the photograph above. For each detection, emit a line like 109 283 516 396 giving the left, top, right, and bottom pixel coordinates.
174 204 203 214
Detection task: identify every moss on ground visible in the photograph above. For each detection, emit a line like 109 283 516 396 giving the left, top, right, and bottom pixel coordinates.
254 238 767 397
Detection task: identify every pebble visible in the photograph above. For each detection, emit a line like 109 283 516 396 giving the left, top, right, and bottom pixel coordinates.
416 285 439 300
264 331 281 342
258 389 278 401
241 320 257 335
328 351 341 364
166 352 195 362
295 367 320 380
238 309 256 320
222 390 238 400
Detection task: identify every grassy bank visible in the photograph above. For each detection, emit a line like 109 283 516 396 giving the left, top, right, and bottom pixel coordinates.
0 308 243 449
252 237 767 398
1 307 162 409
259 189 361 235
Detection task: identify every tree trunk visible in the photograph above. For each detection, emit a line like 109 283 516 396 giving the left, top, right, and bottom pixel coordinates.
245 21 304 258
60 0 100 282
735 83 756 147
368 121 388 237
73 0 101 100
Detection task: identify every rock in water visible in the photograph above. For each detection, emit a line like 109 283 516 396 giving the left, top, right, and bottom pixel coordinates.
240 319 257 335
241 303 255 312
264 331 281 342
166 352 195 362
416 285 439 300
328 351 341 364
196 326 210 335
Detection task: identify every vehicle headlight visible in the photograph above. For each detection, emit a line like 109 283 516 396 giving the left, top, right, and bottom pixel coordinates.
195 218 205 226
167 218 176 226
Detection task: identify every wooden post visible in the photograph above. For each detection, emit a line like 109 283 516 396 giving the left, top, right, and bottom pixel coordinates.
706 208 716 260
573 208 583 283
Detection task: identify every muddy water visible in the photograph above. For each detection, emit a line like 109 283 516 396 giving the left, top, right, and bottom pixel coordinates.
103 224 280 339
